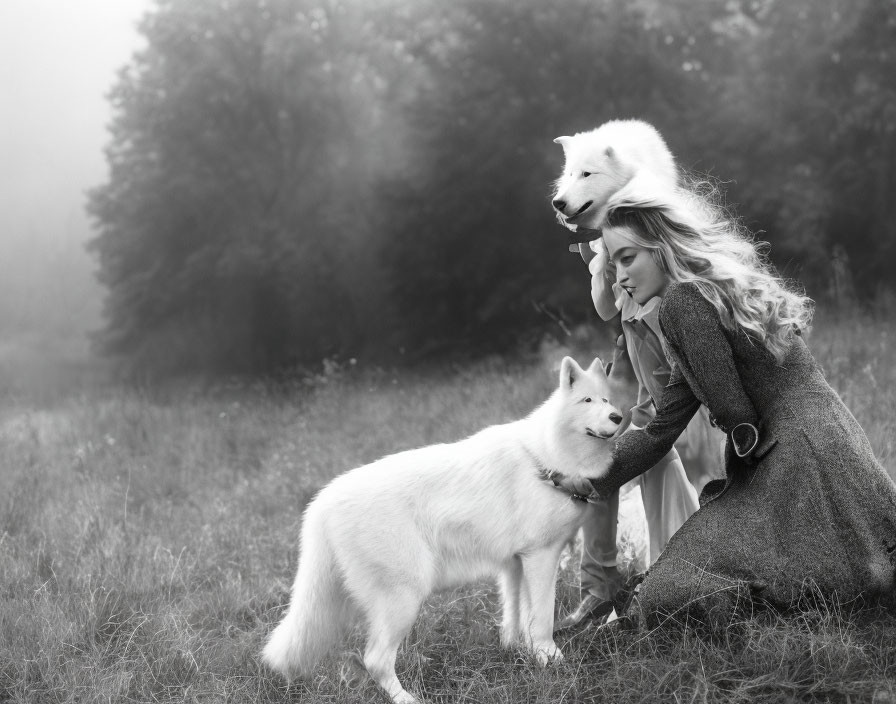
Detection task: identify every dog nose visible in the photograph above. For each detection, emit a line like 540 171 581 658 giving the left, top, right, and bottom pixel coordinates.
609 412 623 424
552 199 567 213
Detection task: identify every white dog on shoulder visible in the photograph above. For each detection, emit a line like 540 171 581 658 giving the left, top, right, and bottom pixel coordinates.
552 118 678 237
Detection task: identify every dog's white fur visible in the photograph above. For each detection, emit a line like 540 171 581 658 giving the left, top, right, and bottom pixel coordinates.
552 119 677 233
262 357 622 704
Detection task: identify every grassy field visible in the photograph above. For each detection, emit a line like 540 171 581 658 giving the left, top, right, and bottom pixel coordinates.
1 310 895 703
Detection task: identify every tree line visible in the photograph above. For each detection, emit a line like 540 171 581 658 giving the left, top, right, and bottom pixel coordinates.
88 0 896 375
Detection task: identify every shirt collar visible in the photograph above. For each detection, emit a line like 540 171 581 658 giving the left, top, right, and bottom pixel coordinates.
612 283 664 331
628 295 662 324
616 289 663 339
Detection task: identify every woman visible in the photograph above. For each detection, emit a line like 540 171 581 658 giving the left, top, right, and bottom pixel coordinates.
550 181 896 621
557 233 722 631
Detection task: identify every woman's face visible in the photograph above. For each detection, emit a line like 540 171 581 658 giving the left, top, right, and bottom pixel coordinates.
602 225 670 305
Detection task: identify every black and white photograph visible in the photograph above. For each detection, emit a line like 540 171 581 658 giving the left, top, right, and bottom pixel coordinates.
2 1 895 702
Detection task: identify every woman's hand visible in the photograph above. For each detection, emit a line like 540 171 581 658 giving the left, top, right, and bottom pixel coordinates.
577 242 597 266
587 238 609 278
539 467 615 503
589 239 619 321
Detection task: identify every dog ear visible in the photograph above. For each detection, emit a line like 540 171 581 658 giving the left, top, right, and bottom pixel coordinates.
553 136 572 152
586 357 608 379
559 356 584 390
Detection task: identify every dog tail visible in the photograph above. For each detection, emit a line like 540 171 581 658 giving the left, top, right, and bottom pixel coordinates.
262 501 344 679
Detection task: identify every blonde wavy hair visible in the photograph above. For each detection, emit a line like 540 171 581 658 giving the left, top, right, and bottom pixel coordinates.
603 174 813 363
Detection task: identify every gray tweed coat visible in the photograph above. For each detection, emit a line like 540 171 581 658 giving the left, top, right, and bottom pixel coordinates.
594 282 896 620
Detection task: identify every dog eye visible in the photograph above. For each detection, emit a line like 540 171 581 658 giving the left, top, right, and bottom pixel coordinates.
583 397 592 403
601 398 608 403
582 171 591 177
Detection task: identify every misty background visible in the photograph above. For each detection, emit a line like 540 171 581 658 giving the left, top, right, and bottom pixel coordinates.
1 0 146 391
2 0 895 386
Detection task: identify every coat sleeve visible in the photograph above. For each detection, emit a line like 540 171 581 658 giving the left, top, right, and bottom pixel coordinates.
589 360 701 495
589 282 761 496
658 282 759 434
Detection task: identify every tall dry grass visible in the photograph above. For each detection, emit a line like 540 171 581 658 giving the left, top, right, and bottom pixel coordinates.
0 309 894 703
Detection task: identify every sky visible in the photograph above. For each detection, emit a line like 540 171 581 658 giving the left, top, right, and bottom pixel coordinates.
0 0 149 362
1 0 147 248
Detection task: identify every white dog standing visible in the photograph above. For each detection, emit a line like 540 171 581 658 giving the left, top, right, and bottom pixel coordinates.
262 357 623 704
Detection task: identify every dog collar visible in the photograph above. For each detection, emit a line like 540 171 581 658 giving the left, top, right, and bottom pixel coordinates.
520 442 555 478
522 444 592 503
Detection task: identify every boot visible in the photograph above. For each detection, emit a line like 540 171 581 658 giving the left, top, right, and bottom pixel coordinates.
554 563 624 632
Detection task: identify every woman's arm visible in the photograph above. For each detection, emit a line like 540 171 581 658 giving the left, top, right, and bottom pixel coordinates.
549 282 761 499
547 362 701 499
659 283 759 439
595 364 701 493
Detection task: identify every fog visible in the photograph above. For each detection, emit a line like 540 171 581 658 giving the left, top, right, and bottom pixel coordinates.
0 0 147 392
3 0 892 386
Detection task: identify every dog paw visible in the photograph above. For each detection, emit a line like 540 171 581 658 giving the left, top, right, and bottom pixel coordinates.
393 693 421 704
499 629 520 649
534 643 563 666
